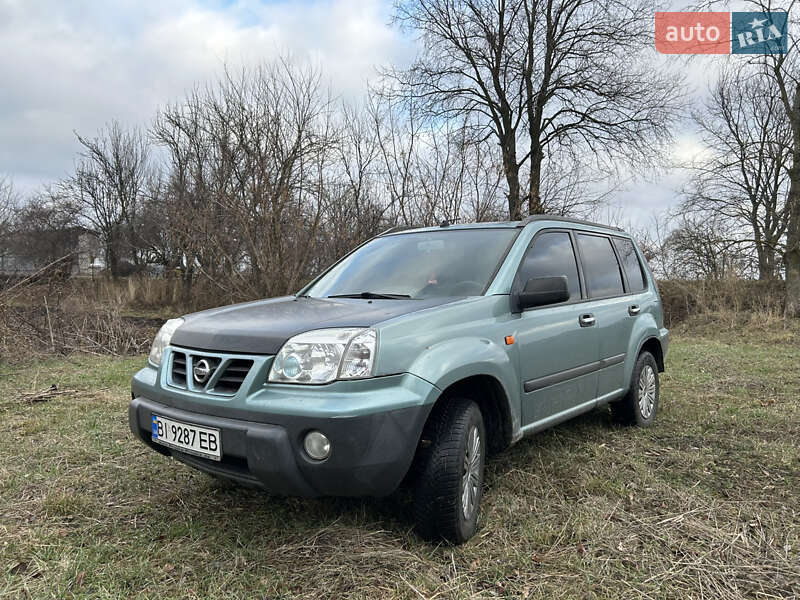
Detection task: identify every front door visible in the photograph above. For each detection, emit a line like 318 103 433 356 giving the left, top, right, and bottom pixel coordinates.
514 230 599 425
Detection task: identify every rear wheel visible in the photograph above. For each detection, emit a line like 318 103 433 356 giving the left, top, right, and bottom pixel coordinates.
413 397 486 544
611 351 659 426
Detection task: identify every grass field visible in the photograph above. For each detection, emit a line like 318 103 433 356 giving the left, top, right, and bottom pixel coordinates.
1 316 799 599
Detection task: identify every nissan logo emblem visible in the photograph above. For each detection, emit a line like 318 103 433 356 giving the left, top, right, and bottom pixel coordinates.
193 359 212 384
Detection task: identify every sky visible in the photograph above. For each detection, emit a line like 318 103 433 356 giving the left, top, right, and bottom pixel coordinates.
0 0 719 228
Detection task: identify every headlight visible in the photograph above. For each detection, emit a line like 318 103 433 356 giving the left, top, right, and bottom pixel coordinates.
148 318 184 366
268 328 377 384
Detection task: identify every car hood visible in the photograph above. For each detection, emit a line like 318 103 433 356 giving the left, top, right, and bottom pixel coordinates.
170 295 457 354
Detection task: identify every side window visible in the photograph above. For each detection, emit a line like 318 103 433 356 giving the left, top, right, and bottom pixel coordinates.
576 234 624 298
613 237 647 292
517 232 581 301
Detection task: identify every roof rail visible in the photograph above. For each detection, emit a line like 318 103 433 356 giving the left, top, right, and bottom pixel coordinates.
377 224 416 236
519 214 624 232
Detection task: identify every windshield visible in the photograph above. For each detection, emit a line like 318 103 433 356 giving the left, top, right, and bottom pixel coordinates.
305 228 518 299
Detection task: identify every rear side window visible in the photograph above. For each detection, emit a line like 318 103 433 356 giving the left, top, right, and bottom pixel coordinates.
576 234 624 298
517 232 581 301
613 237 647 292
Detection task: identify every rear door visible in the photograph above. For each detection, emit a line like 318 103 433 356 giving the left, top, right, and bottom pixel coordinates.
574 233 637 400
607 236 650 393
514 230 600 425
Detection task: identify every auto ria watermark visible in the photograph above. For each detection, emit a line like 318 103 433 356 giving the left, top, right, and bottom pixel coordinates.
655 12 787 54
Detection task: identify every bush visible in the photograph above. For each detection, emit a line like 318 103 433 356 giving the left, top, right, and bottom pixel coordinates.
658 279 785 326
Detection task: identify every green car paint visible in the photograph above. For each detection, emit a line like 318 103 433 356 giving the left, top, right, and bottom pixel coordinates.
130 216 667 504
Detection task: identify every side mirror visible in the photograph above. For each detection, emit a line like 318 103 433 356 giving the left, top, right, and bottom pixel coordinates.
512 276 570 312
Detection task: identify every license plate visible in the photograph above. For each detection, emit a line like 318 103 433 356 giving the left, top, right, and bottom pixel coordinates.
151 414 221 461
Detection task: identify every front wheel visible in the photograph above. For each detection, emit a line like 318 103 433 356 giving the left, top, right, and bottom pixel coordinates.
413 397 486 544
611 351 660 426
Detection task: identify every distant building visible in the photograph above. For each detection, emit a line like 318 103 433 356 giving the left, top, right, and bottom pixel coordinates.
0 252 36 274
75 231 105 275
0 228 104 276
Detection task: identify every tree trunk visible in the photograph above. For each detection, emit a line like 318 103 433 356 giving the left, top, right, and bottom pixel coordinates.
528 144 545 215
756 243 776 280
181 263 195 304
785 206 800 317
106 242 120 279
502 137 522 220
523 0 548 218
785 162 800 317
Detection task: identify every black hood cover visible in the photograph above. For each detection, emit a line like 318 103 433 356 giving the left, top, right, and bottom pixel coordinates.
170 295 456 354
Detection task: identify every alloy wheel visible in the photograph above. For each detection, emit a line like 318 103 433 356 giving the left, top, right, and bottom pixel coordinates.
461 425 481 519
638 364 656 419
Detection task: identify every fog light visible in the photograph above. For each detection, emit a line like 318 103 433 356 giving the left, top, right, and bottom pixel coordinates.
304 431 331 460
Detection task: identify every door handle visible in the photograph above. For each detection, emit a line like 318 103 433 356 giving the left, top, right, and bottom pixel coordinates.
628 304 641 316
579 314 596 327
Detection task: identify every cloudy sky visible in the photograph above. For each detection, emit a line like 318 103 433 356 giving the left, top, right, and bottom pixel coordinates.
0 0 713 227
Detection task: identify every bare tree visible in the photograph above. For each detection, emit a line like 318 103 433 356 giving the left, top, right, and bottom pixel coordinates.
737 0 800 315
153 60 338 299
683 66 792 279
389 0 681 220
0 176 18 276
519 0 681 214
388 0 527 218
320 98 386 262
369 92 507 226
0 177 16 246
664 214 751 280
127 171 182 271
368 93 426 227
628 211 677 279
63 122 150 277
9 190 81 270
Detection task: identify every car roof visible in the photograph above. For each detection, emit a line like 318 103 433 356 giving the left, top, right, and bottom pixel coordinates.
381 214 626 236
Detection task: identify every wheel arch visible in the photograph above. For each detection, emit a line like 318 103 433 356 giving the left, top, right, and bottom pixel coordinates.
427 374 514 455
406 336 521 444
638 336 665 372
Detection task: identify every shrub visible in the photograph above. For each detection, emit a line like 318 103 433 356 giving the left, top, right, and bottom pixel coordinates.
657 279 785 326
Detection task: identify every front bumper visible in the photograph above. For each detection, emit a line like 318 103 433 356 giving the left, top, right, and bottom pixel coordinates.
129 364 438 497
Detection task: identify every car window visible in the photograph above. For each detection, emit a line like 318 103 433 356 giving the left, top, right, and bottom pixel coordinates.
576 234 624 298
305 228 518 299
517 232 580 302
613 237 647 292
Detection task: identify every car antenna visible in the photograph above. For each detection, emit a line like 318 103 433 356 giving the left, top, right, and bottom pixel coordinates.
440 219 450 228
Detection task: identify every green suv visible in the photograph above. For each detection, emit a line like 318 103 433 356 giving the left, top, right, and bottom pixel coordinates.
130 216 668 543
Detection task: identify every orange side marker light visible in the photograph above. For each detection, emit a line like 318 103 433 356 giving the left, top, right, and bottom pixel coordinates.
504 335 515 345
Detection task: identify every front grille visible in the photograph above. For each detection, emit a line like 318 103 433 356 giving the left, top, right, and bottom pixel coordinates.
171 352 187 386
213 360 254 395
168 351 254 396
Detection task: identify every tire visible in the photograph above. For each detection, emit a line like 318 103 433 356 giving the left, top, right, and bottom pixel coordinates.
611 351 659 427
413 397 486 544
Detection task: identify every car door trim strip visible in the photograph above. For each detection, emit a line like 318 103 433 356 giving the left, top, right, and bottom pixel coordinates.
523 353 626 393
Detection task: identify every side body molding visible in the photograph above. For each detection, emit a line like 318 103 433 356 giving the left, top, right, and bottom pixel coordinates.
523 353 625 393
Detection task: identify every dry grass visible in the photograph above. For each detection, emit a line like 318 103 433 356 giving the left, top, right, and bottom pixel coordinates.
0 277 166 362
1 316 798 599
0 274 248 361
0 304 159 360
658 279 786 326
63 276 239 316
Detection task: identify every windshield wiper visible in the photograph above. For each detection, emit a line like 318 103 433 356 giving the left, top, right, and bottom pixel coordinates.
328 292 412 300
